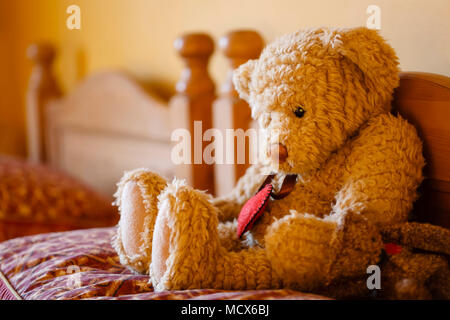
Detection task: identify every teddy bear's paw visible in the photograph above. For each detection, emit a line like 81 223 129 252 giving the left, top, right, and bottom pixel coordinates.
150 179 221 291
112 169 167 274
265 211 340 291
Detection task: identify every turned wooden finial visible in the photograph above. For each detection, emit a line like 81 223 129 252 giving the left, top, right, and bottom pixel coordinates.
171 33 216 194
27 43 57 66
219 30 264 96
26 43 61 163
174 33 215 96
213 30 264 196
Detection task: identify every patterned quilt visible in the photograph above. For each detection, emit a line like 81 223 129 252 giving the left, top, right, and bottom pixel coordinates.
0 227 329 300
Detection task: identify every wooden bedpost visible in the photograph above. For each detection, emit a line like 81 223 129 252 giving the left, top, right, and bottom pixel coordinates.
170 33 216 194
26 43 61 163
213 30 264 196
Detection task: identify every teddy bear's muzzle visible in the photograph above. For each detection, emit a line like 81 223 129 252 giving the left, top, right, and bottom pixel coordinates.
269 143 288 164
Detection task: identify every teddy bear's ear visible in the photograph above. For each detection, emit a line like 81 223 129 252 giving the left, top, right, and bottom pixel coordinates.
336 27 400 108
232 59 256 102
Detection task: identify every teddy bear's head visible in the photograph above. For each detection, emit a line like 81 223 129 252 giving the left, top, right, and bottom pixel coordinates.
233 27 400 175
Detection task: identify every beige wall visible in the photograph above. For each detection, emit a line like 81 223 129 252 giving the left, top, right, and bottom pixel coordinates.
55 0 450 91
1 0 449 156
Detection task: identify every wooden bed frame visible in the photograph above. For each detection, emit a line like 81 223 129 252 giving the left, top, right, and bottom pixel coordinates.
26 31 262 197
392 72 450 229
25 32 450 229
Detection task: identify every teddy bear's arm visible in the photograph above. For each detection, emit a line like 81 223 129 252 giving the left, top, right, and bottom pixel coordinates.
332 114 424 227
211 163 267 222
264 209 383 289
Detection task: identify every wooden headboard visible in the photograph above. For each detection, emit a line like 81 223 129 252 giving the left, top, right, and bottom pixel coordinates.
25 31 262 197
393 72 450 229
45 72 174 196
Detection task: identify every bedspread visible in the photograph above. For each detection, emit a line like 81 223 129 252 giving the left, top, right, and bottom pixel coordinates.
0 227 329 300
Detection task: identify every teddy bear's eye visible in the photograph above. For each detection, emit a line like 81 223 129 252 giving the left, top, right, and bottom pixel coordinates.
294 106 306 118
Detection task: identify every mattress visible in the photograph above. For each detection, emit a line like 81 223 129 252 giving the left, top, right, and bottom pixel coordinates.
0 227 329 300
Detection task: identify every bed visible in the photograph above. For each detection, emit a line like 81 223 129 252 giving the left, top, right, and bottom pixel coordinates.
0 28 449 299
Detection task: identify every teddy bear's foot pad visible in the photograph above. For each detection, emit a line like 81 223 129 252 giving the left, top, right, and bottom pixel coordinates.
150 179 221 291
113 169 168 274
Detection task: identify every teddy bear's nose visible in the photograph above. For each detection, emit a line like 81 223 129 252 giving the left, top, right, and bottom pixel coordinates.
269 143 288 163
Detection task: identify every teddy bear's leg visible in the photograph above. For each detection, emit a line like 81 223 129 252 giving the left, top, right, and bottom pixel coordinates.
217 221 246 252
150 179 281 291
150 178 221 290
264 210 383 291
112 169 167 273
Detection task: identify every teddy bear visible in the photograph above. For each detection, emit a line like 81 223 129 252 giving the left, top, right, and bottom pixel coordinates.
314 221 450 299
111 27 439 296
377 222 450 299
